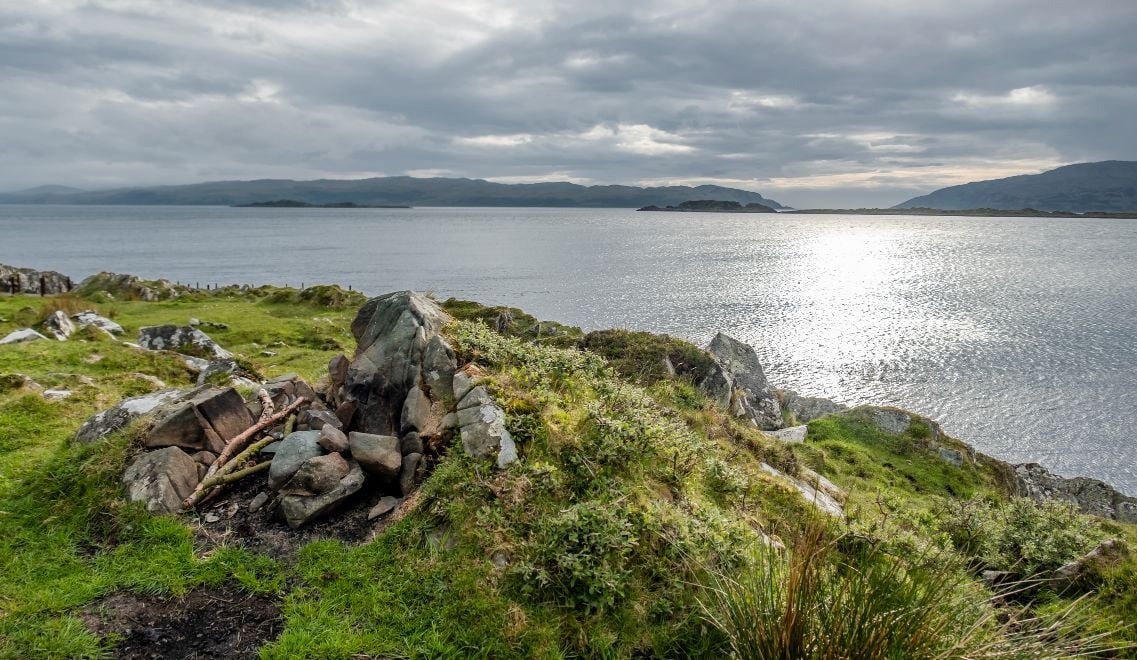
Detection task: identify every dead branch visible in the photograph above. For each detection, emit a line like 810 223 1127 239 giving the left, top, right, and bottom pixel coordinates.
255 388 274 423
197 460 270 491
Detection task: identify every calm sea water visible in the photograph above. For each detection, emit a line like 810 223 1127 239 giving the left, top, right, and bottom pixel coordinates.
2 205 1135 494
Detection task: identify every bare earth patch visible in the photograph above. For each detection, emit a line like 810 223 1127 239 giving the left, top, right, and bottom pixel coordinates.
83 583 281 659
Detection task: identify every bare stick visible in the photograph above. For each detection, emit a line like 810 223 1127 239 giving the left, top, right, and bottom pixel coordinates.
197 460 270 491
255 388 274 422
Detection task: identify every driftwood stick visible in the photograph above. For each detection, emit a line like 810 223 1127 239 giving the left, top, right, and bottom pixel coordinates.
197 460 270 491
183 397 307 509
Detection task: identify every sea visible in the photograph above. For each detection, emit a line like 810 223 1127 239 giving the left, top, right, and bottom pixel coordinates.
2 204 1135 495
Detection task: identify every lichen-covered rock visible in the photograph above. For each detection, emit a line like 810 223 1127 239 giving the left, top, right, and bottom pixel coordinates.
43 310 75 341
122 446 199 514
767 425 807 443
1013 463 1137 522
74 387 198 444
0 328 48 345
348 432 401 483
458 403 517 468
938 447 966 467
72 310 124 336
268 430 324 490
707 333 782 430
138 325 232 360
0 264 71 294
872 409 912 435
279 461 365 529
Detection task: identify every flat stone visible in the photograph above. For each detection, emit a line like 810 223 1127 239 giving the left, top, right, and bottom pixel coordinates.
279 453 350 496
348 431 401 482
72 310 124 336
194 387 254 442
367 495 400 520
144 387 249 453
43 388 73 400
279 461 365 529
74 388 197 444
400 452 423 495
122 446 199 514
267 430 323 490
0 328 48 345
768 425 807 443
317 425 349 453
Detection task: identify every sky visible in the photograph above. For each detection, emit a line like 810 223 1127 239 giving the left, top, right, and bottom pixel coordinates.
1 0 1135 208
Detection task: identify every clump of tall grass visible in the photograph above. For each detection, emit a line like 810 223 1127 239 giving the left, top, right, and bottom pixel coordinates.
698 522 1123 658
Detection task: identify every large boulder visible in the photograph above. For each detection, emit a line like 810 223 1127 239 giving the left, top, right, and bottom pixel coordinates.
1013 463 1137 523
74 387 200 444
267 431 324 490
122 446 199 514
279 461 365 529
343 291 454 435
0 264 71 295
706 333 782 430
777 389 847 422
143 387 253 453
43 310 75 341
138 325 232 360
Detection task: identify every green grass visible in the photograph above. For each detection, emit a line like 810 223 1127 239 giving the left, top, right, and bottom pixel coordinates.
1 290 1135 657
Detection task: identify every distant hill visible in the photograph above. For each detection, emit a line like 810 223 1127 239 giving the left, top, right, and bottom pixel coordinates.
0 177 786 209
894 161 1137 212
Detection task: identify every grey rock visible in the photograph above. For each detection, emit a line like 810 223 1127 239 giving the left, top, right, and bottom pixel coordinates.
707 333 782 430
305 409 342 431
348 431 402 482
0 373 42 392
458 404 517 468
43 310 75 341
0 328 48 345
191 451 217 467
74 387 197 444
1013 463 1137 523
426 523 456 552
872 409 912 435
798 467 847 503
696 361 734 409
491 551 510 569
422 334 457 401
279 453 350 496
43 388 73 400
401 431 424 456
260 441 282 455
1050 539 1128 591
0 264 72 295
138 325 233 360
267 430 323 490
441 412 458 430
938 447 966 467
248 491 270 513
761 463 844 517
122 446 199 514
452 370 475 402
279 461 365 529
400 385 436 435
400 452 423 495
457 385 493 410
777 389 847 422
72 311 124 336
317 425 349 453
144 387 252 453
368 496 400 520
768 425 807 443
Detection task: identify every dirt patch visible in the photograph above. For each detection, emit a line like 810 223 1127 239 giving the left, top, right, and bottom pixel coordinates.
190 471 403 560
84 583 280 659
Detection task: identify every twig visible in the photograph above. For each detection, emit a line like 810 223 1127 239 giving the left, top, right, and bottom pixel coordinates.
197 460 270 490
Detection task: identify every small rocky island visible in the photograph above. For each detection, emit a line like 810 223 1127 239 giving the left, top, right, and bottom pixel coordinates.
637 199 778 213
233 200 411 208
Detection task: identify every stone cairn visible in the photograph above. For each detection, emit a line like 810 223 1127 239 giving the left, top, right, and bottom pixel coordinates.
77 291 516 529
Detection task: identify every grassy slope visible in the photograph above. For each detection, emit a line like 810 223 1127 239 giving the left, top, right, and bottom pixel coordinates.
1 292 1134 657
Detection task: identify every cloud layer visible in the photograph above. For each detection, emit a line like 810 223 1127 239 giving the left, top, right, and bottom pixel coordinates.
1 0 1134 206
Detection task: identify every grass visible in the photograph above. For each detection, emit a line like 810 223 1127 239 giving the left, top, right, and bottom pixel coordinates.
1 289 1135 657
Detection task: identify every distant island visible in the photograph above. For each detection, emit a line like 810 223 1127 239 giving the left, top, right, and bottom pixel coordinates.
789 206 1137 219
0 176 786 209
638 200 778 213
893 161 1137 213
233 200 411 209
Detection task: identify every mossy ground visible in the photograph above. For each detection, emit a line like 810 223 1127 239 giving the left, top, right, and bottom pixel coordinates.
1 291 1135 657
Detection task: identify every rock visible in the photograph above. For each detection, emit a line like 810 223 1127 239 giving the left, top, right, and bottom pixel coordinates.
707 333 782 430
1013 463 1137 522
317 425 349 453
144 387 253 453
75 271 187 302
938 447 966 467
458 403 517 468
457 385 494 410
129 373 167 389
74 387 198 444
248 492 270 513
777 389 847 422
122 446 199 514
1050 539 1129 591
0 328 48 345
452 370 476 402
260 441 282 454
279 461 365 528
279 453 350 496
0 373 42 392
0 264 72 295
72 311 124 336
328 354 349 387
981 570 1015 588
441 412 458 430
191 451 217 467
204 512 221 524
367 496 400 520
344 291 451 435
421 334 457 400
696 361 734 409
400 385 442 436
348 432 402 482
42 388 72 401
400 452 423 495
304 409 342 431
798 467 846 503
401 431 424 456
872 409 911 435
43 310 75 341
137 325 233 360
768 425 807 443
188 317 201 327
761 463 844 517
267 430 323 490
491 551 510 569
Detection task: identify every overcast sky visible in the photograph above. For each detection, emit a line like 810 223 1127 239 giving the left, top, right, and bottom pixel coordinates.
1 0 1135 207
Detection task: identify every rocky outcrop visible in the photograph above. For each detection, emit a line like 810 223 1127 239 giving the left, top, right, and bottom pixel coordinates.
76 272 187 301
1013 463 1137 523
760 463 844 517
0 328 48 345
767 425 807 443
702 333 782 430
777 389 847 422
138 325 233 360
0 264 71 295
